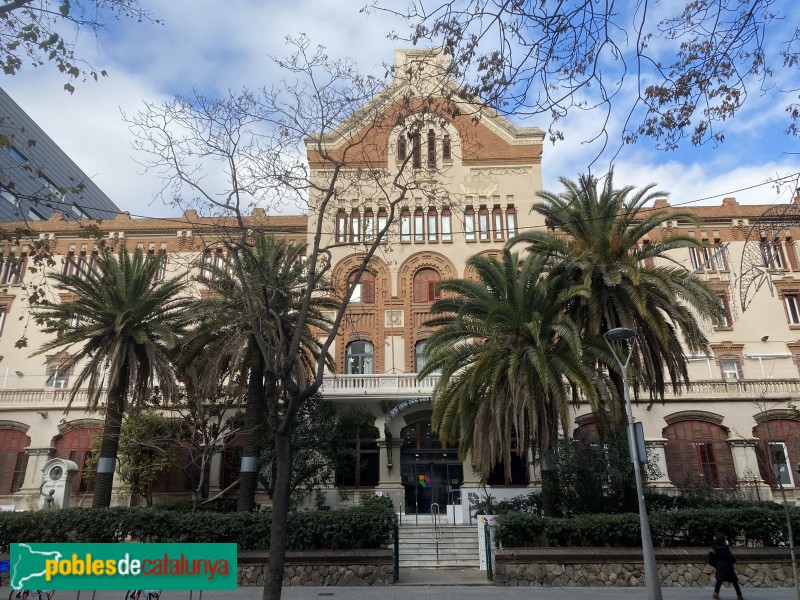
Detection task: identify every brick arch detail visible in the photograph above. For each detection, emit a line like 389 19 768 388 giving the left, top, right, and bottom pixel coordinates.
397 251 458 301
333 255 391 374
0 419 30 434
331 255 391 301
463 249 502 280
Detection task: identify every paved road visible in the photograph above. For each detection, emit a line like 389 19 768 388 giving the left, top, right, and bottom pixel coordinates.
11 586 794 600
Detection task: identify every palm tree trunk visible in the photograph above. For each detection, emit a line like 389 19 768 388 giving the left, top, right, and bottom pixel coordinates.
262 428 292 600
92 374 126 508
238 350 265 512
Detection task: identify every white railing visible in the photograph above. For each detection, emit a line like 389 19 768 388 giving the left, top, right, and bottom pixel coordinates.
320 375 800 399
2 377 800 408
0 387 94 408
320 373 441 394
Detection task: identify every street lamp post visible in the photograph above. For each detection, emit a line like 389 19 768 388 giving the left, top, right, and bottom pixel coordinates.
604 327 663 600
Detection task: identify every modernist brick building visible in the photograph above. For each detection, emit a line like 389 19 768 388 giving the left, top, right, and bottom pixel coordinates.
1 51 800 515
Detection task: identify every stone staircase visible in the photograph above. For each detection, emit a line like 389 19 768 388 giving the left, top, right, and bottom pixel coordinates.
397 523 480 568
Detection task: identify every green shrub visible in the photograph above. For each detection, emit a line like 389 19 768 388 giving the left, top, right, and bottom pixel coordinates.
495 506 800 548
0 499 397 553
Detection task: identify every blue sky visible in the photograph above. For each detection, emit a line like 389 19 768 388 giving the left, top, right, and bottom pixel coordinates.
2 0 798 218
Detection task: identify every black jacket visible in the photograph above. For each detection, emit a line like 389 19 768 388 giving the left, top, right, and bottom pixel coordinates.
711 543 739 583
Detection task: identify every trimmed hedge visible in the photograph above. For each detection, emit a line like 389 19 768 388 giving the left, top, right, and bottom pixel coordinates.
496 506 800 548
0 497 397 553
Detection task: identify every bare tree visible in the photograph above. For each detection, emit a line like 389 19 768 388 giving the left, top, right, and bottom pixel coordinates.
0 0 158 91
126 37 468 600
373 0 800 158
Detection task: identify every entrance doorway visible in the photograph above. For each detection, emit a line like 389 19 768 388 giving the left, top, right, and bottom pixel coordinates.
399 417 462 514
401 460 463 514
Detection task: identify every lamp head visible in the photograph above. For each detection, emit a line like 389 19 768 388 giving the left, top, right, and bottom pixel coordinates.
604 327 635 342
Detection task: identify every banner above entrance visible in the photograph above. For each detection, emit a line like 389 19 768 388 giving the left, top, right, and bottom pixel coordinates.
384 397 432 431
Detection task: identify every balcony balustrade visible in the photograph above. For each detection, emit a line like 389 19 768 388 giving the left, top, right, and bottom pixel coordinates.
2 376 800 409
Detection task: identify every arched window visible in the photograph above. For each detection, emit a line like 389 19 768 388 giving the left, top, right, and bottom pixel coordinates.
413 268 441 303
753 419 800 487
347 270 375 304
55 427 100 495
346 341 374 375
0 428 30 494
663 420 736 487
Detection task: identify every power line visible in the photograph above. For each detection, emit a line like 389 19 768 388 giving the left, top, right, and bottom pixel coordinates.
11 170 800 240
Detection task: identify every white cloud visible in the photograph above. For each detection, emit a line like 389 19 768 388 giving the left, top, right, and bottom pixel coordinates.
1 0 797 220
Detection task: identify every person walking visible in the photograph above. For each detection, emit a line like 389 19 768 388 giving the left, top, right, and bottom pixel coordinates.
710 535 744 600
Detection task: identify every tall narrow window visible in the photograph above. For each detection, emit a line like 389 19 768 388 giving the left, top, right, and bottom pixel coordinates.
478 207 489 241
718 292 733 328
506 207 517 238
400 209 411 242
0 308 6 337
769 442 794 486
689 248 702 270
695 442 720 486
441 208 452 242
411 132 421 168
1 252 25 284
63 249 77 277
397 136 407 162
414 208 424 242
214 249 226 275
336 210 347 243
364 208 375 242
493 208 504 240
785 294 800 325
427 208 438 241
427 129 436 168
707 242 729 271
350 209 360 243
442 135 451 160
377 208 388 238
201 250 213 280
464 207 475 241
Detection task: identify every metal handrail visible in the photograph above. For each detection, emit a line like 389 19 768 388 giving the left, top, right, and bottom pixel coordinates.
431 502 442 564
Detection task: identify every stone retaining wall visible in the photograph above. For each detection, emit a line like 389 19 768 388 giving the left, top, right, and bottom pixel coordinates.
494 547 794 587
237 550 394 587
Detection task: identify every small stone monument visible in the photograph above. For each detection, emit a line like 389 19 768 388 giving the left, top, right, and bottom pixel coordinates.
39 458 79 510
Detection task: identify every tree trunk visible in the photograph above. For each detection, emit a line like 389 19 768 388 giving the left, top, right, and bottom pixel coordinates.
238 350 265 512
262 428 292 600
92 377 126 508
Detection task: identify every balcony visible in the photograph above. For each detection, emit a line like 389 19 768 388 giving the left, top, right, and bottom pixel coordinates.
1 377 800 409
319 375 800 401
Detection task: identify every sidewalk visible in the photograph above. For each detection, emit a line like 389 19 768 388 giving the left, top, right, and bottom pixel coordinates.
37 586 794 600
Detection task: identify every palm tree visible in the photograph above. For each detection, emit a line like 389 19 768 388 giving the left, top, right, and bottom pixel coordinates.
510 170 724 407
187 234 337 512
32 247 190 507
420 250 607 484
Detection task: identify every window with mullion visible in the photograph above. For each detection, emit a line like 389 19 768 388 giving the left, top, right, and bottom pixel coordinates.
427 209 437 241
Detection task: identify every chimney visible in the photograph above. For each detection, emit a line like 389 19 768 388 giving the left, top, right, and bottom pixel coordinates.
722 197 738 207
653 198 670 209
